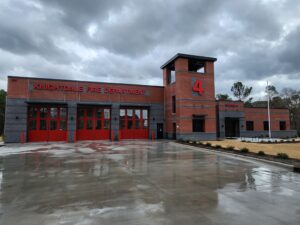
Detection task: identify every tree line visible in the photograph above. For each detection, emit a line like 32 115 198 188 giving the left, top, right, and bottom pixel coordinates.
216 81 300 136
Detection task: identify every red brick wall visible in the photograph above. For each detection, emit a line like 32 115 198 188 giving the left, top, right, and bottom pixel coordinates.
244 107 291 131
7 77 164 104
164 58 217 134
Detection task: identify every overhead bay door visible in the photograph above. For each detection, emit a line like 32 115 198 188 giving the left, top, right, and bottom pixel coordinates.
28 105 68 142
119 108 148 139
76 106 111 140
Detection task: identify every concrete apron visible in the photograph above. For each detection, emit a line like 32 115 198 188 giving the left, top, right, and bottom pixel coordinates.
173 142 294 171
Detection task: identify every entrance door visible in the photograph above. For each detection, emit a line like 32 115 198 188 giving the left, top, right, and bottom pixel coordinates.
157 123 163 139
77 106 111 140
225 117 240 137
119 108 149 139
172 123 176 140
28 105 68 142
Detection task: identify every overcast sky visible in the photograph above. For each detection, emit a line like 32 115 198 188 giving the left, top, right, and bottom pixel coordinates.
0 0 299 99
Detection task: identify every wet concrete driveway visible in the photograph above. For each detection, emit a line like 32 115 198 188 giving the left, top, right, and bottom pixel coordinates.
0 140 299 225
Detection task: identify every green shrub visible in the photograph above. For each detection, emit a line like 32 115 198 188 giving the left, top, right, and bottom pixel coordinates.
280 140 284 143
215 144 222 148
276 153 289 159
292 139 295 142
226 146 235 151
241 140 246 142
257 151 265 156
240 148 249 153
205 142 212 147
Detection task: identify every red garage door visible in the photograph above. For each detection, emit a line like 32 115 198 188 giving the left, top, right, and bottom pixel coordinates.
76 106 111 140
28 105 68 142
119 108 148 139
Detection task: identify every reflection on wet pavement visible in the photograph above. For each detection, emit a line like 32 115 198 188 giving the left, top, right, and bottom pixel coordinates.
0 140 299 225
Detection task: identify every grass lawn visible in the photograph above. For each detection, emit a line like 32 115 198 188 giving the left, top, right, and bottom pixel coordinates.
207 139 300 160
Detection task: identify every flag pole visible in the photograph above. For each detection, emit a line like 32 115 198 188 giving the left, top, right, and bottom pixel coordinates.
267 81 272 139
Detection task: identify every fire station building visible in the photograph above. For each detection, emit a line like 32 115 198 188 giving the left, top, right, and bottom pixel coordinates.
4 53 297 143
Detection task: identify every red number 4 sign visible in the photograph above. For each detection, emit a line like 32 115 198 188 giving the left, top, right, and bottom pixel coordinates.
193 80 204 95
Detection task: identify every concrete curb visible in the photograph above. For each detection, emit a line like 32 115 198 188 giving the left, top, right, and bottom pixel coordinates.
173 142 294 170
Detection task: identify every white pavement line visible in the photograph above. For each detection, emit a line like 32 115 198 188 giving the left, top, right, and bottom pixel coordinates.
172 142 293 170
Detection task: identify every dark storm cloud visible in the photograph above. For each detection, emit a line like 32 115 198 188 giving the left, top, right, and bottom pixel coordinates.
0 0 299 98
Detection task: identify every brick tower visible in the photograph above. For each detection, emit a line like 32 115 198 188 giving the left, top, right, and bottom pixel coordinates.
161 53 217 140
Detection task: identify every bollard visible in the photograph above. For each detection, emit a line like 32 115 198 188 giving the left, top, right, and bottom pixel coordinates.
152 130 155 141
118 131 121 141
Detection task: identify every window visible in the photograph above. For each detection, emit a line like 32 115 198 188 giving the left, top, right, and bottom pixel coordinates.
50 120 57 130
193 116 205 132
96 109 102 118
40 107 47 118
60 120 67 130
280 121 286 130
263 121 269 131
172 96 176 113
142 109 148 128
104 120 110 129
40 120 47 130
104 109 110 119
188 59 206 73
166 70 175 84
60 108 67 119
170 71 175 83
87 108 93 118
96 120 102 129
86 120 93 129
246 121 254 131
50 108 57 118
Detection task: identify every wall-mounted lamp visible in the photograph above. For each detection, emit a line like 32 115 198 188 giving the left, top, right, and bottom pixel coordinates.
152 117 155 121
70 116 74 121
221 124 224 128
15 116 19 120
114 117 117 121
241 125 244 128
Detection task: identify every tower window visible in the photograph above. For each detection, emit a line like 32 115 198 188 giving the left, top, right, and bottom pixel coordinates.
172 96 176 113
188 59 206 73
193 115 205 132
166 70 175 84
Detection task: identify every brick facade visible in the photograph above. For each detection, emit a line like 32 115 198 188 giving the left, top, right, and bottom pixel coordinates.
4 53 297 143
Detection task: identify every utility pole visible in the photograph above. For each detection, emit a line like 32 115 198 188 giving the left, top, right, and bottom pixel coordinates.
267 81 272 139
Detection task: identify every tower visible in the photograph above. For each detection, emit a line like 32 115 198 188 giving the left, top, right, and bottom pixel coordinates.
161 53 217 140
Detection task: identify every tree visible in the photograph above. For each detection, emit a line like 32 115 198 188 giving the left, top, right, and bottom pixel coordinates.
265 85 278 100
0 89 6 135
216 93 231 100
244 97 253 107
280 88 300 136
230 81 252 101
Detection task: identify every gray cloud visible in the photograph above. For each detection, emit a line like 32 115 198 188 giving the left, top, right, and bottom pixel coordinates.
0 0 299 99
